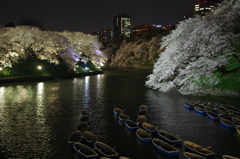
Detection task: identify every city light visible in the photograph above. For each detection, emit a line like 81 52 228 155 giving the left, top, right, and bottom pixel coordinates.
0 67 2 71
37 66 42 70
85 67 89 71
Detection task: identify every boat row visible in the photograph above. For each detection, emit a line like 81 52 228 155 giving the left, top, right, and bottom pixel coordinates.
115 104 239 159
68 109 130 159
114 105 183 156
184 101 240 133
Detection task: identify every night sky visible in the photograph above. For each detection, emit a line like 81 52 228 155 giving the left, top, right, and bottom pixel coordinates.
0 0 195 33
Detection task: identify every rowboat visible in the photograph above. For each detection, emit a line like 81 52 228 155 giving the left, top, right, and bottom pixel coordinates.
184 102 195 110
136 115 147 127
113 107 124 116
73 142 99 159
236 125 240 134
68 131 83 146
207 111 220 121
218 112 232 120
152 138 179 156
83 130 99 145
220 104 239 112
204 106 214 111
136 128 152 142
220 118 236 129
77 122 89 132
80 115 90 124
142 122 158 134
80 109 90 116
232 117 240 125
124 119 138 131
222 155 240 159
118 113 129 122
183 141 216 158
94 142 119 158
183 152 206 159
137 109 148 116
157 130 182 145
194 106 207 115
139 105 148 111
229 110 240 116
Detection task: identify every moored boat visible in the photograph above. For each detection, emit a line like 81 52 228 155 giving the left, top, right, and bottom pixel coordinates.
218 112 232 120
94 142 119 158
222 155 240 159
142 122 158 134
228 110 240 116
124 119 138 131
68 131 83 146
236 125 240 134
80 109 90 116
232 117 240 125
77 122 89 132
80 115 90 124
139 105 148 111
83 130 99 145
183 141 216 158
204 106 214 111
136 128 152 142
194 106 207 115
157 130 182 145
220 118 236 129
183 152 206 159
137 109 148 116
113 107 124 116
152 138 179 156
118 113 129 122
136 115 147 127
73 142 99 159
207 111 220 121
184 102 195 110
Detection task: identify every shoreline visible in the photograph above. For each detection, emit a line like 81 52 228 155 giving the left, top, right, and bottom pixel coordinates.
0 71 103 84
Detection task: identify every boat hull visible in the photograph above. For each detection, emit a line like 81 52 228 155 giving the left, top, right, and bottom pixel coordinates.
124 119 138 131
157 130 182 145
207 111 220 121
73 142 99 159
184 141 216 158
94 142 119 158
68 131 83 146
136 128 152 142
220 118 236 129
152 139 179 156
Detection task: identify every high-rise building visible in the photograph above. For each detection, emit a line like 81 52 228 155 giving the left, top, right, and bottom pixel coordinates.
97 29 113 44
88 29 113 45
113 13 132 38
184 0 223 19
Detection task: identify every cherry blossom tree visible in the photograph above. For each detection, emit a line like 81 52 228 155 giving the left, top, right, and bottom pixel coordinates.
0 26 106 70
145 0 240 95
108 34 164 67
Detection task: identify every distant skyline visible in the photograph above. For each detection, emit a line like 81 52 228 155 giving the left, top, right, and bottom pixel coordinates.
0 0 196 33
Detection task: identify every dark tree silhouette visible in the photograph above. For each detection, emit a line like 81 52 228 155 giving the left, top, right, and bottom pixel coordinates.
18 17 46 30
5 22 16 27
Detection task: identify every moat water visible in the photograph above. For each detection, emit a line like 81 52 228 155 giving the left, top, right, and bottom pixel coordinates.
0 67 239 159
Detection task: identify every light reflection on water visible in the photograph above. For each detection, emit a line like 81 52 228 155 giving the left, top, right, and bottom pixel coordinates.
0 68 239 159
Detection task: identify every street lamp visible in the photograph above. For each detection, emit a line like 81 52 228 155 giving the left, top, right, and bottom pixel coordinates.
37 66 42 70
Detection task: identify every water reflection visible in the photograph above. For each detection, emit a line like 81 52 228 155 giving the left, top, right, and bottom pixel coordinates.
0 68 239 159
82 76 90 108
